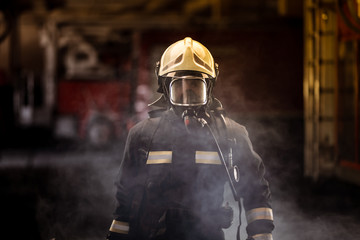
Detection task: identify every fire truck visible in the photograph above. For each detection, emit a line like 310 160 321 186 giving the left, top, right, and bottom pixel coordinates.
14 20 138 147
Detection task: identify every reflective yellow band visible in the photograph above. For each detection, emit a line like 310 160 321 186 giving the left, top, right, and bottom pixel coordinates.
109 220 129 234
195 151 221 165
147 151 172 164
252 233 273 240
246 207 273 223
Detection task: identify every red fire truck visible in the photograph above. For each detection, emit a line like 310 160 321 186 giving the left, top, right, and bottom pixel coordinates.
14 21 138 147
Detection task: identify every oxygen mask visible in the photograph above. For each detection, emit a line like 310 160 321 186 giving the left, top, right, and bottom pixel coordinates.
169 76 207 107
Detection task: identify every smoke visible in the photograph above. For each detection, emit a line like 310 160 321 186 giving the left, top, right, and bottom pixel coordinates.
23 114 359 240
31 148 123 240
2 113 360 240
232 115 360 240
271 188 360 240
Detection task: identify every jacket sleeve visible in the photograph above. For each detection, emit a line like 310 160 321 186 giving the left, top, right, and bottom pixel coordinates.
107 122 147 240
232 122 275 240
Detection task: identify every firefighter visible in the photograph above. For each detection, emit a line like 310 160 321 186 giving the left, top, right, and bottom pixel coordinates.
106 37 274 240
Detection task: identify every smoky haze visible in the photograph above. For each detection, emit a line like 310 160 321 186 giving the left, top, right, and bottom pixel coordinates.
3 54 360 240
2 112 360 240
0 147 122 240
1 26 360 240
209 31 360 235
232 118 360 240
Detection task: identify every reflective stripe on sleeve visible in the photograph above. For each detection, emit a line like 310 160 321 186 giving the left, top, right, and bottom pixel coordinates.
246 207 273 223
146 151 172 164
252 233 273 240
195 151 221 164
109 220 129 234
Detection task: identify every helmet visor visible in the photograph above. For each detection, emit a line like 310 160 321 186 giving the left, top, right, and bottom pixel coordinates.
169 76 207 106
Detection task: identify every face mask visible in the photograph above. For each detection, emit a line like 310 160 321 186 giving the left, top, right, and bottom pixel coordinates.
169 76 207 106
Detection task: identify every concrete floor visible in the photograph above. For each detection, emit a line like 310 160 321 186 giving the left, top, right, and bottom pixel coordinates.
1 146 360 240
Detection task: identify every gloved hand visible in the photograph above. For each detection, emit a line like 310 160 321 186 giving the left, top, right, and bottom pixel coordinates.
219 202 234 229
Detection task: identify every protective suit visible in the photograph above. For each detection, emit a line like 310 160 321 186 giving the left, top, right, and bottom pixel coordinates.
107 37 274 240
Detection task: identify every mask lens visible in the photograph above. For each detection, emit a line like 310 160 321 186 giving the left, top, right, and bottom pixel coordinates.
169 77 207 106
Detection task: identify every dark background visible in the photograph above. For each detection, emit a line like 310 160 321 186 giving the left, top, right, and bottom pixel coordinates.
0 1 360 240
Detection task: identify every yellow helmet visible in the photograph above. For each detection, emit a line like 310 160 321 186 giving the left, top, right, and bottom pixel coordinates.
158 37 217 78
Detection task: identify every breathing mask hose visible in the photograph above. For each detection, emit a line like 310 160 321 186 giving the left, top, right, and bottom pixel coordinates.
194 116 239 200
181 109 198 133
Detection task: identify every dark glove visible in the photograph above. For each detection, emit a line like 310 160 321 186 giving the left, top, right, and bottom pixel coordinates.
219 202 233 229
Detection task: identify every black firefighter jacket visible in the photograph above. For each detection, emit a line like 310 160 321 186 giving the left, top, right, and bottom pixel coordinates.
107 109 274 240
